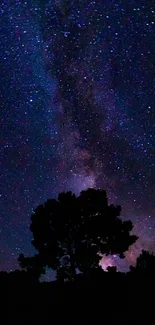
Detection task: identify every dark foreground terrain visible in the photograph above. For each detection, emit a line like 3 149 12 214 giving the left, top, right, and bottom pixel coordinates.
2 270 155 324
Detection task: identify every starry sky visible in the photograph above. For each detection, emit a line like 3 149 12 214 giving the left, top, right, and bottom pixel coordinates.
0 0 155 273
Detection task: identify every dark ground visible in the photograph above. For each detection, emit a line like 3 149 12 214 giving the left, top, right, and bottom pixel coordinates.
2 270 154 324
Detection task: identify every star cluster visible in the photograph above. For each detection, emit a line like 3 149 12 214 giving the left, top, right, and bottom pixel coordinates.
0 0 155 272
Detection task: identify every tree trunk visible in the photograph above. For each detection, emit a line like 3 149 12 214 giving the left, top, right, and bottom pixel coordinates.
68 241 76 280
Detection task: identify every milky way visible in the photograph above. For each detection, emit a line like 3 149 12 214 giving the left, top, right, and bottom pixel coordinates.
0 0 155 273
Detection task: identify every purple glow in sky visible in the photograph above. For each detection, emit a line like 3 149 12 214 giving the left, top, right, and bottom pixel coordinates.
0 0 155 274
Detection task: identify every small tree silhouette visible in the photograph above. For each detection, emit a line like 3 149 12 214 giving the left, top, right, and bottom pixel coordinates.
18 253 45 279
130 250 155 274
19 188 137 281
107 266 117 273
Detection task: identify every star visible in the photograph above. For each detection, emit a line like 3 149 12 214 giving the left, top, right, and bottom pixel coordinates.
0 0 155 275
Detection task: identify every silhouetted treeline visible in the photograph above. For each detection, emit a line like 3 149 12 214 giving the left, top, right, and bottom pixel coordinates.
2 189 155 324
18 189 137 282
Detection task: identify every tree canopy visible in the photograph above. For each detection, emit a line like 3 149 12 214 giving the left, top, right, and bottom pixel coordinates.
130 250 155 274
19 188 137 281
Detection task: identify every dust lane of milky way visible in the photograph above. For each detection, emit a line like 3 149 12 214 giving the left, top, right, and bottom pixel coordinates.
0 1 155 275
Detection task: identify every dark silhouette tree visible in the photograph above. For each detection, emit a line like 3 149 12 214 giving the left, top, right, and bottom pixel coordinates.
18 253 45 279
130 250 155 274
107 266 117 273
19 188 137 281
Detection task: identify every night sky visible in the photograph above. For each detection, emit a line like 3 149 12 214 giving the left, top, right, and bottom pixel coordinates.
0 0 155 274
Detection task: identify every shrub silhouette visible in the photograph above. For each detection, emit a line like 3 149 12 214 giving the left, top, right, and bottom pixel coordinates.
107 266 117 273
